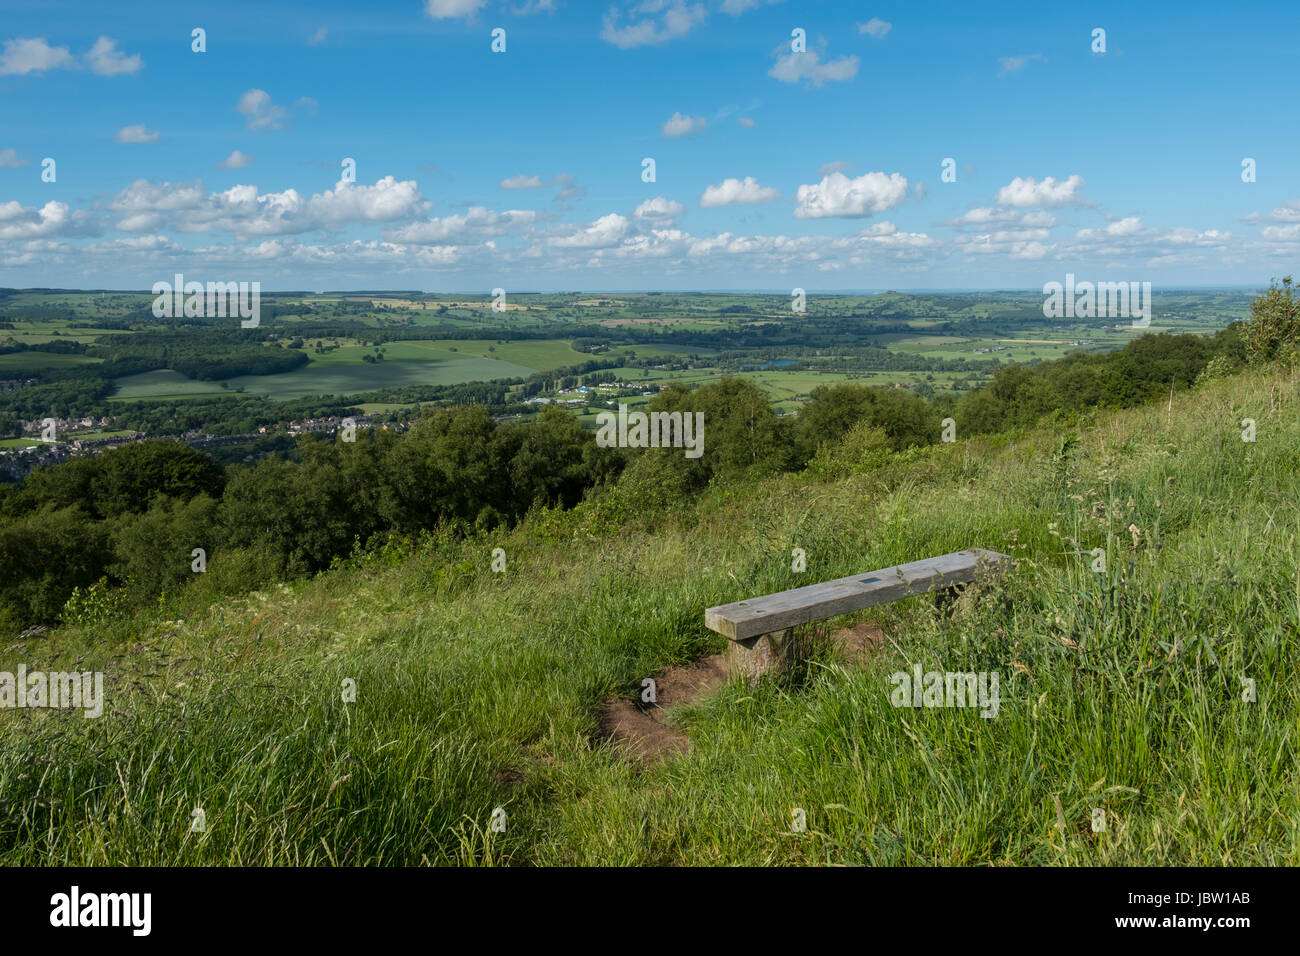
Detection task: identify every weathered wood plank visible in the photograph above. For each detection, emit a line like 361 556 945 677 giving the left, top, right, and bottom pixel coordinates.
705 548 1012 641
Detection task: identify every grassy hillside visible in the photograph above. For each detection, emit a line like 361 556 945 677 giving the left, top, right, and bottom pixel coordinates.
2 364 1297 865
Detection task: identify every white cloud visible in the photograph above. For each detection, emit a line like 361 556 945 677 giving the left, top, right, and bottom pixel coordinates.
945 207 1012 226
1019 210 1058 227
308 27 329 46
737 116 755 129
662 111 706 137
549 213 629 248
793 171 908 219
424 0 487 19
0 37 76 75
998 53 1044 76
0 148 29 168
995 174 1086 208
217 150 253 170
699 176 780 208
236 89 288 131
387 206 536 243
602 2 707 49
635 197 686 220
116 124 160 144
1105 216 1143 236
115 212 163 232
858 18 891 38
0 36 143 76
85 37 143 76
105 176 428 238
1270 200 1300 222
0 200 94 240
1262 224 1300 241
305 177 428 226
110 179 207 213
769 48 859 87
1010 241 1047 259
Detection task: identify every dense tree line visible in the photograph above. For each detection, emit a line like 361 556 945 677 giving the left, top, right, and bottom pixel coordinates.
0 407 618 629
0 280 1291 634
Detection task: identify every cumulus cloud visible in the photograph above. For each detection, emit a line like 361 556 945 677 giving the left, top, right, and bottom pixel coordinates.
635 197 686 220
1262 224 1300 241
1019 210 1058 227
85 37 143 76
388 206 537 243
116 124 160 144
0 35 143 76
217 150 253 169
858 18 891 38
0 37 76 75
109 179 208 214
662 111 706 137
793 171 908 219
105 176 428 237
1270 200 1300 222
1104 216 1143 236
995 174 1086 208
236 89 289 131
699 176 780 208
0 200 95 241
769 48 859 87
602 2 707 49
549 213 629 248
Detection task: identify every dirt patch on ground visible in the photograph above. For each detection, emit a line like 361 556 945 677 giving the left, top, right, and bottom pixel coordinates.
596 653 729 764
598 623 886 764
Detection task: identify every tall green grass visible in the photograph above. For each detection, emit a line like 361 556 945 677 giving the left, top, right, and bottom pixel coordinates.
1 366 1296 864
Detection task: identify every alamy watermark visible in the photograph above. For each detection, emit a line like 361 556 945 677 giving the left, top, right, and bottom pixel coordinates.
151 273 261 327
889 664 1000 718
1 666 104 718
1043 273 1152 327
595 403 704 458
50 886 150 936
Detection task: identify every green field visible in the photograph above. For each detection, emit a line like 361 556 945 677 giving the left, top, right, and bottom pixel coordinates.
110 369 233 401
106 338 713 403
225 350 537 400
0 351 103 372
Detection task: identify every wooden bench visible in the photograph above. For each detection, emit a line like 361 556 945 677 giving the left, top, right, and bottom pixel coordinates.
705 548 1012 681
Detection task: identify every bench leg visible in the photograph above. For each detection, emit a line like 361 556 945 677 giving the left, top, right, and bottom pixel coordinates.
728 628 793 684
935 582 981 615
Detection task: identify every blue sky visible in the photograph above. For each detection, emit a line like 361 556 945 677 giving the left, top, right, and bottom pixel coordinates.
1 0 1297 291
